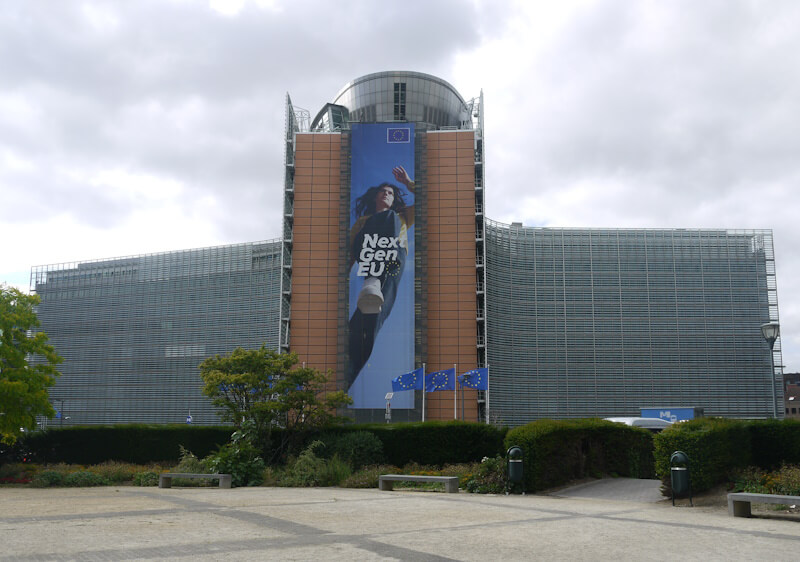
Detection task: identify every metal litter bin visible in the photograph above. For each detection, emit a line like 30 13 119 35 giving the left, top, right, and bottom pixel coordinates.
505 446 525 495
670 451 693 506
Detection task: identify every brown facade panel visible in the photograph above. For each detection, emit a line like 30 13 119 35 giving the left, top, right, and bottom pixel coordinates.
290 126 480 421
290 133 343 380
424 130 478 421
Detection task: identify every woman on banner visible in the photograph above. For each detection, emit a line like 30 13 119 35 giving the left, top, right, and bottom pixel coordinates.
347 165 415 388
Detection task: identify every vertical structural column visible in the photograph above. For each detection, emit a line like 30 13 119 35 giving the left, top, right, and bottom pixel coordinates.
288 133 342 394
425 130 479 421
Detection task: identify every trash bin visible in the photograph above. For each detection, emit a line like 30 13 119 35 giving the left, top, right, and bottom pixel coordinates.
670 451 693 506
506 446 525 495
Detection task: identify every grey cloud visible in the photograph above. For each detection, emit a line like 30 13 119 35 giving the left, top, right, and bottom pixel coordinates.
0 0 490 237
487 1 800 228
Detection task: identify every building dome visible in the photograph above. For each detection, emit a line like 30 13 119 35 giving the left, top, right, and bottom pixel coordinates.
311 71 470 130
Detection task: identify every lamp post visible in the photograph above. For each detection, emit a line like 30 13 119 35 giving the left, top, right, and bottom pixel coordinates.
761 322 780 418
55 399 69 427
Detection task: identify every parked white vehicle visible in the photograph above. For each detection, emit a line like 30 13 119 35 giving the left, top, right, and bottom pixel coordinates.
604 417 674 431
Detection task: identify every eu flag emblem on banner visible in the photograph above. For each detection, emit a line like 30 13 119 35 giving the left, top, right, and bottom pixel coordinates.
458 368 488 390
425 368 456 392
387 127 411 143
392 367 423 391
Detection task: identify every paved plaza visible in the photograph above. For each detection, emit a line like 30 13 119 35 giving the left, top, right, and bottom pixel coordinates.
0 481 798 561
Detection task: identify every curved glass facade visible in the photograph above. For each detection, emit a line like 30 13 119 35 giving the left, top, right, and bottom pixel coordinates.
329 71 470 129
485 219 782 426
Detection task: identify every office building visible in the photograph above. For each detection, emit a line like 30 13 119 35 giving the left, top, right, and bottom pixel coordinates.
31 71 783 425
31 241 281 425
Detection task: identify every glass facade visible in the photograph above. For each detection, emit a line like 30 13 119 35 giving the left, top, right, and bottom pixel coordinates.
330 71 471 129
485 220 782 425
30 240 282 426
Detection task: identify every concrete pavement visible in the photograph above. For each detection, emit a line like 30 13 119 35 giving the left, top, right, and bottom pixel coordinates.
0 482 798 561
551 477 665 503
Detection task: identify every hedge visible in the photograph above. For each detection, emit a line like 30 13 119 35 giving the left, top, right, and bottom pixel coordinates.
747 418 800 469
8 425 234 465
504 419 655 492
300 421 508 467
4 422 507 468
653 417 800 494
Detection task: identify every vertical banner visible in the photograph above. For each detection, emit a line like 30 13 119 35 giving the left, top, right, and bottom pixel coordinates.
347 123 415 409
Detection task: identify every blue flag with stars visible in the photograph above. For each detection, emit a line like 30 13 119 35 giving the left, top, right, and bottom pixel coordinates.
425 368 456 392
458 368 488 390
392 367 423 391
386 127 411 143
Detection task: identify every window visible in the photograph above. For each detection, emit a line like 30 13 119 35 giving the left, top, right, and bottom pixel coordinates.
393 82 406 120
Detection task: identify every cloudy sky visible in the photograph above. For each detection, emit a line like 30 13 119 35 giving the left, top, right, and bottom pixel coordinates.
1 0 798 372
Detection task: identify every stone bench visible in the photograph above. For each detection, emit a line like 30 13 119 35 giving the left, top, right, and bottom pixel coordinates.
158 473 232 489
378 474 459 493
727 492 800 517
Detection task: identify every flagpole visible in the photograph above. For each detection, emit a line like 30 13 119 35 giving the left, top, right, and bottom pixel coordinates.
422 363 426 423
486 364 490 424
461 375 465 421
453 363 457 420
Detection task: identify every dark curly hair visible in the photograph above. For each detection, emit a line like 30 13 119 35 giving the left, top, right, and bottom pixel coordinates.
353 182 408 219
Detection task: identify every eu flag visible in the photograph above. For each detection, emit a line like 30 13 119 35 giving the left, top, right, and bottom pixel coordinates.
392 367 424 391
458 368 488 390
425 368 456 392
387 127 411 143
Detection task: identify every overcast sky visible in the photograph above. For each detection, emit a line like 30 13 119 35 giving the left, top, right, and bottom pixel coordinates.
1 0 798 372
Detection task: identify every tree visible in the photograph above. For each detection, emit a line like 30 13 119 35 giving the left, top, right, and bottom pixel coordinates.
199 347 352 461
0 285 62 444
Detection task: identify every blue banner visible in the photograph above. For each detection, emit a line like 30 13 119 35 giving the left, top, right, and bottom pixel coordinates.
347 123 415 409
458 368 488 390
425 368 456 392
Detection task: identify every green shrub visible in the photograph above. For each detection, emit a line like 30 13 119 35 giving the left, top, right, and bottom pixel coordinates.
133 471 159 487
0 463 35 484
31 470 65 487
654 417 751 494
747 419 800 470
0 463 25 479
206 424 265 487
282 441 327 487
168 446 214 486
321 454 352 486
321 431 384 470
88 461 139 483
733 464 800 496
64 471 111 487
260 466 284 486
774 464 800 495
463 456 506 494
504 418 655 492
340 464 400 488
312 422 507 468
375 421 507 466
18 425 234 465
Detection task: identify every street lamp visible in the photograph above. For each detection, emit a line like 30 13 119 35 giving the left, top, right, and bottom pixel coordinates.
761 322 780 418
56 399 67 427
